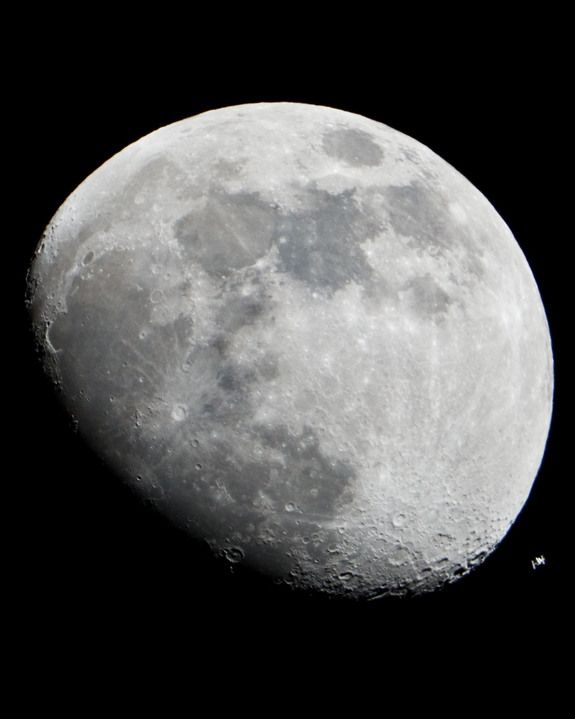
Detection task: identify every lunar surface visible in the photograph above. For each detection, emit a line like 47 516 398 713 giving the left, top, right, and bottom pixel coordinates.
26 103 553 599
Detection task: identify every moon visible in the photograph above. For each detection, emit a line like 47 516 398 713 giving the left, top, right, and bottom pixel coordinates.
26 102 553 599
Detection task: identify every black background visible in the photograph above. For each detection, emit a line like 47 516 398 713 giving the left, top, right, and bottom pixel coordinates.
13 16 568 669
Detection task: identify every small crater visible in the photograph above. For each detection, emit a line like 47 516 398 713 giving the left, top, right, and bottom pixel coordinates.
392 513 407 528
171 405 187 422
150 289 165 304
389 545 412 567
339 571 354 582
82 251 94 265
223 546 245 564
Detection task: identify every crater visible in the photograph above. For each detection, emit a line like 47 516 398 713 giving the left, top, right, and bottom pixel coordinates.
322 127 384 167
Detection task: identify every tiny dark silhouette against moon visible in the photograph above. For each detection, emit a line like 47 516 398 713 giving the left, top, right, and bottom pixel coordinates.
26 103 553 599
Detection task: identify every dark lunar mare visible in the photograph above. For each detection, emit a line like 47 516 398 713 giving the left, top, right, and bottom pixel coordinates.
174 184 383 296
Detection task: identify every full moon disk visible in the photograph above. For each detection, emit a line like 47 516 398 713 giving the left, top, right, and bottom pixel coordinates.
27 103 553 599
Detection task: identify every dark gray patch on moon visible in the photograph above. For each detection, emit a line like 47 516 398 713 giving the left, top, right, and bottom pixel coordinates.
402 274 452 319
215 272 272 334
385 182 451 252
182 340 223 376
384 181 485 279
322 127 384 167
187 422 356 519
216 363 257 392
174 184 382 295
274 187 380 294
179 277 279 423
185 334 280 396
181 337 259 423
174 191 277 276
212 158 246 181
254 423 356 517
